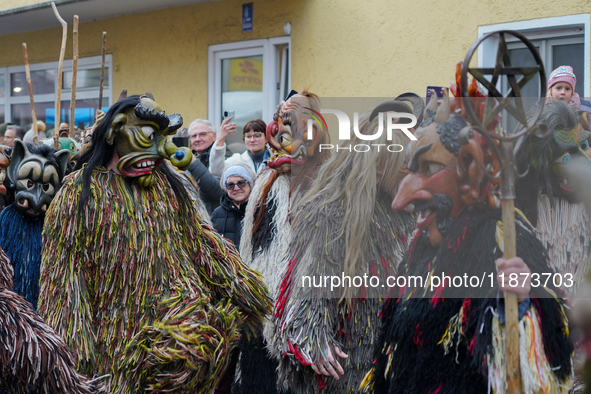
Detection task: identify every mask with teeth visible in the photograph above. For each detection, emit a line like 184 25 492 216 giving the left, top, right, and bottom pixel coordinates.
266 94 326 173
106 95 191 188
7 140 69 219
392 89 489 248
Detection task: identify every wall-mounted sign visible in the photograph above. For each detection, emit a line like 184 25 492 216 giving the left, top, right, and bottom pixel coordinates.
228 58 262 91
242 3 253 32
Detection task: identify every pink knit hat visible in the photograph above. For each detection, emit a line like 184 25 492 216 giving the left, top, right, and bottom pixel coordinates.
548 65 576 91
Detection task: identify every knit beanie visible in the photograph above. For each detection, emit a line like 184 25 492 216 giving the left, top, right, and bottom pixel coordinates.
222 165 254 187
548 66 576 91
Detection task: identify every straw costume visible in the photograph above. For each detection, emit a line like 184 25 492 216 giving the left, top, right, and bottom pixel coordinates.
38 93 271 394
272 103 420 394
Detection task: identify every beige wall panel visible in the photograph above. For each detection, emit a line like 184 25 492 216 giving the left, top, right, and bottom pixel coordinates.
0 0 301 125
291 0 591 97
0 0 38 13
0 0 588 123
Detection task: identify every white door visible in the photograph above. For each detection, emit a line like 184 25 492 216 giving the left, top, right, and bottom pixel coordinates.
209 37 290 149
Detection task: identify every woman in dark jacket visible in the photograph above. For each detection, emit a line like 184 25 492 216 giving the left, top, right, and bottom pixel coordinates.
211 164 254 250
211 164 255 394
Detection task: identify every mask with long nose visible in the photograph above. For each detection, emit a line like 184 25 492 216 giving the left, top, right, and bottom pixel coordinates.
392 89 486 248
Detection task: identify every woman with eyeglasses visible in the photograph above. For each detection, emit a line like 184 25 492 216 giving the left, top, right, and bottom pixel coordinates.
210 164 255 394
209 119 271 177
210 164 254 250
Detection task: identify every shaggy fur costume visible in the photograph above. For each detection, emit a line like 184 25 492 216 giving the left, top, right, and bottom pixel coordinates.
364 208 573 394
38 167 271 393
0 204 43 309
0 246 110 393
234 169 291 394
271 191 414 393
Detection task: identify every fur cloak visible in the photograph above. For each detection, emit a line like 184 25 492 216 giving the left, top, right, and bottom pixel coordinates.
365 208 573 394
0 245 110 393
272 191 415 394
38 167 272 394
234 169 292 394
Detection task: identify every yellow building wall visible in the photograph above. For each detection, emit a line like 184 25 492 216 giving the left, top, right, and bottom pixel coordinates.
0 0 39 12
0 0 588 124
291 0 591 97
0 0 302 124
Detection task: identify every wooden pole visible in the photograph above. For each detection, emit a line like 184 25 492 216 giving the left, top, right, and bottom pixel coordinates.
69 15 79 139
97 31 106 121
51 2 67 150
22 43 39 145
499 140 522 394
502 199 522 394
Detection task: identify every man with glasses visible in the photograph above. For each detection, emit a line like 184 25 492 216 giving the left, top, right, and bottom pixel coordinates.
209 118 270 177
186 118 231 214
3 125 24 148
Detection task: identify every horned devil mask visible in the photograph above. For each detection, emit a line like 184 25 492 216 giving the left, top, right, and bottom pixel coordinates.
7 140 69 219
106 94 192 188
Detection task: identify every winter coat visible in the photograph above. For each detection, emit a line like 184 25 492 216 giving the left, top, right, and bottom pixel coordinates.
211 193 247 249
187 144 233 214
209 142 270 177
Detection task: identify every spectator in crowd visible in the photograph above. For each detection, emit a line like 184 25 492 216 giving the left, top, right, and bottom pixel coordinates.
0 123 10 145
186 118 231 214
211 164 254 249
190 119 220 166
209 118 270 177
4 125 24 148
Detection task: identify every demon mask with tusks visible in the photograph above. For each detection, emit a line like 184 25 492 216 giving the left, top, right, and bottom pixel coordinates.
7 140 69 219
105 92 192 188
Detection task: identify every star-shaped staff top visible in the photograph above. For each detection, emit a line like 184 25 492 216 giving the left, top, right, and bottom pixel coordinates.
461 30 547 135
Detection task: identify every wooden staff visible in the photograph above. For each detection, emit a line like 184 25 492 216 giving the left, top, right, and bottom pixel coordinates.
461 30 549 393
51 2 67 150
69 15 79 139
499 141 522 394
22 43 39 145
97 31 106 121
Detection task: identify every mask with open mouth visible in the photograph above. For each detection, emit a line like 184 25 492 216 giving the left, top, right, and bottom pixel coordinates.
7 140 69 219
392 89 490 248
106 94 191 188
266 94 325 173
413 194 453 236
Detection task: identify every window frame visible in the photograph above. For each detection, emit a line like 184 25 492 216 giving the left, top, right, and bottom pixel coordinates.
478 14 591 97
207 36 291 129
2 54 113 125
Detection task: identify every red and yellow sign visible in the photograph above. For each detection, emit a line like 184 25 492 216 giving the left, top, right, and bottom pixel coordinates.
228 58 263 92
